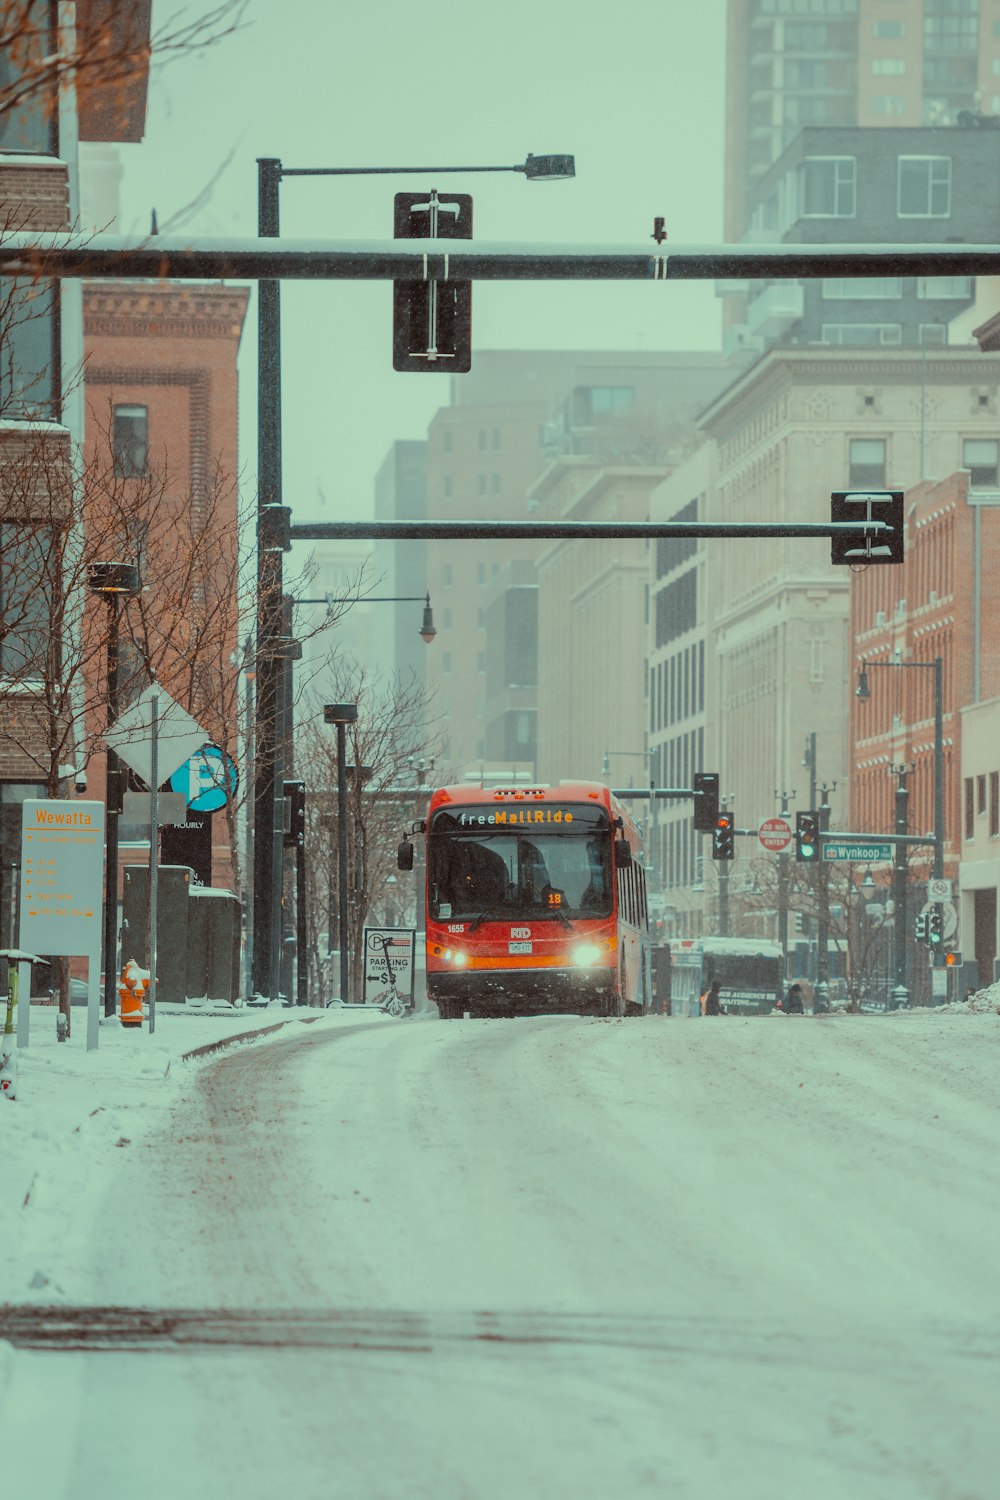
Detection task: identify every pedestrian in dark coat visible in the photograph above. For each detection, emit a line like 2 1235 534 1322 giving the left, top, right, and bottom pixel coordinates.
702 981 723 1016
784 982 805 1015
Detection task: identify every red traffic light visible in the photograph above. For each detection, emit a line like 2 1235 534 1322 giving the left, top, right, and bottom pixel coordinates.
944 950 963 967
716 815 732 829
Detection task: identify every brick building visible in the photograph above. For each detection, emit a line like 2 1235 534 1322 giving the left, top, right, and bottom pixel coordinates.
82 281 250 890
850 469 1000 988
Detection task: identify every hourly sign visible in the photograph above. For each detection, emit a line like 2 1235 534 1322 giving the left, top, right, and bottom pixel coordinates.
18 800 104 955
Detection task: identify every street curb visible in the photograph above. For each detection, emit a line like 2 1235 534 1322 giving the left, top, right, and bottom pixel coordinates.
179 1014 323 1064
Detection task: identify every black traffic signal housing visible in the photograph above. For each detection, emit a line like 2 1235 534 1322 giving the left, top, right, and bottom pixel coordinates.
830 489 904 566
393 190 472 373
711 813 734 861
795 810 820 863
283 780 305 849
692 771 720 833
915 909 928 942
926 903 944 947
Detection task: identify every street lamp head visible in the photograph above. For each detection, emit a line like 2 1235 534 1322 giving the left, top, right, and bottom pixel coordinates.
87 561 141 596
420 593 437 645
520 153 575 181
323 703 358 726
856 664 870 700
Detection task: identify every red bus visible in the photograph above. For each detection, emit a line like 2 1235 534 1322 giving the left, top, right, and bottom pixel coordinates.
399 781 652 1019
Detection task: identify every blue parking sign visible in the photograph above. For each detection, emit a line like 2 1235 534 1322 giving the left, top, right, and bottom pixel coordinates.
169 745 238 812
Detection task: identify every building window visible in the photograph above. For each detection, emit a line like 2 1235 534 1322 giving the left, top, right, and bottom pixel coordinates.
800 157 856 217
443 430 452 453
822 277 902 298
917 276 972 299
112 405 148 478
443 564 452 586
0 277 59 419
849 438 887 488
872 58 906 74
965 777 975 840
871 95 906 116
924 14 978 52
990 771 999 838
0 1 58 153
918 324 948 347
963 439 999 487
0 524 52 676
897 156 951 218
977 774 987 815
822 324 902 346
492 473 501 495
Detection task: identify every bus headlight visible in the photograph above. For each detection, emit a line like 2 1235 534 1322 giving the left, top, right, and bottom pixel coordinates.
443 948 468 967
572 943 601 968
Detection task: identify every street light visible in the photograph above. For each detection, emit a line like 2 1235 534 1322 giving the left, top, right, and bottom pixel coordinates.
857 656 944 1005
323 703 358 1005
87 561 141 1019
856 656 944 881
601 749 651 785
253 153 570 1002
294 592 436 644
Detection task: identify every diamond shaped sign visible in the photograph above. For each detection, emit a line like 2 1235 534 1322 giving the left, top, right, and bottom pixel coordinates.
103 686 211 789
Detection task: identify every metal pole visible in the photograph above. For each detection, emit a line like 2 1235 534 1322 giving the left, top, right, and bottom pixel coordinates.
893 767 909 1006
296 828 307 1005
816 788 831 1009
148 692 159 1035
933 656 944 880
337 723 350 1004
243 659 255 997
718 862 729 937
103 595 121 1018
252 156 284 1001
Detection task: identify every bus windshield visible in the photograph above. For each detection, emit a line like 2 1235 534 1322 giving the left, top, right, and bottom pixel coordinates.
428 806 613 922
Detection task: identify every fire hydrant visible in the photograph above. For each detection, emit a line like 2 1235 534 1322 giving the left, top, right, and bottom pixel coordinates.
118 960 149 1027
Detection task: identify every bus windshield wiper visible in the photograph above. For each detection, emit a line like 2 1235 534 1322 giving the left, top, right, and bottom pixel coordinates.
548 906 572 928
468 907 501 933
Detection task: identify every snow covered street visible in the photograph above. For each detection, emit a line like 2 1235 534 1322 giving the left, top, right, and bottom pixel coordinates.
2 1001 999 1498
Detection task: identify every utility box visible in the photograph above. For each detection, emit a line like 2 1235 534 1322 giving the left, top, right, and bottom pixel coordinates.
121 865 194 1005
188 888 242 1005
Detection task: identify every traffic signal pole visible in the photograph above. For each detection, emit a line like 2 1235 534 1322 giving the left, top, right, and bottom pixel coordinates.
893 767 910 1008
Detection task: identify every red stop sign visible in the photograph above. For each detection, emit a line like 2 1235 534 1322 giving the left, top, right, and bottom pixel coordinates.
758 817 792 853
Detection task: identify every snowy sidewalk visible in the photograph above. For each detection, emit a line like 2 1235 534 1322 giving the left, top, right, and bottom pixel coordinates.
0 1001 396 1304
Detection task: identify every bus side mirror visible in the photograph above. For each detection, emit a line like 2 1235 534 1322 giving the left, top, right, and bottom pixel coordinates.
614 836 632 869
397 839 414 871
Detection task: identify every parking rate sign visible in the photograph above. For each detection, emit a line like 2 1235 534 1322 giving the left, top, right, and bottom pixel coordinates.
18 800 105 955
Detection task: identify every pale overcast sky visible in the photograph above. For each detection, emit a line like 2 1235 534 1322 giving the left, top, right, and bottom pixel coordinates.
116 0 728 521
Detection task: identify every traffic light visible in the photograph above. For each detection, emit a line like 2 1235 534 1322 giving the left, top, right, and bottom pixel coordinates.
712 813 734 861
830 489 904 566
393 190 472 372
926 903 944 946
283 780 305 848
795 810 820 863
944 949 963 968
692 771 720 833
915 909 928 942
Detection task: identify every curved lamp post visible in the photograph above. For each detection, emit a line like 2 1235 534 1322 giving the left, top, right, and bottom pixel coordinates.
87 561 141 1018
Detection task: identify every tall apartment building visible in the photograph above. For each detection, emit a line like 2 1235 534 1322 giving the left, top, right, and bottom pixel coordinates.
723 122 1000 358
725 0 1000 243
648 344 1000 940
411 351 732 780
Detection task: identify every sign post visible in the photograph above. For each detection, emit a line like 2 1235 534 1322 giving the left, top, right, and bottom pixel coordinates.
18 800 105 1051
758 817 792 854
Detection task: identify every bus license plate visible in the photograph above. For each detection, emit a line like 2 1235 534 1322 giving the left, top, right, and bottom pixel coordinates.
508 941 532 954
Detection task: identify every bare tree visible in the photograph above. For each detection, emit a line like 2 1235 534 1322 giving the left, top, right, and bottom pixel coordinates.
294 669 443 1003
